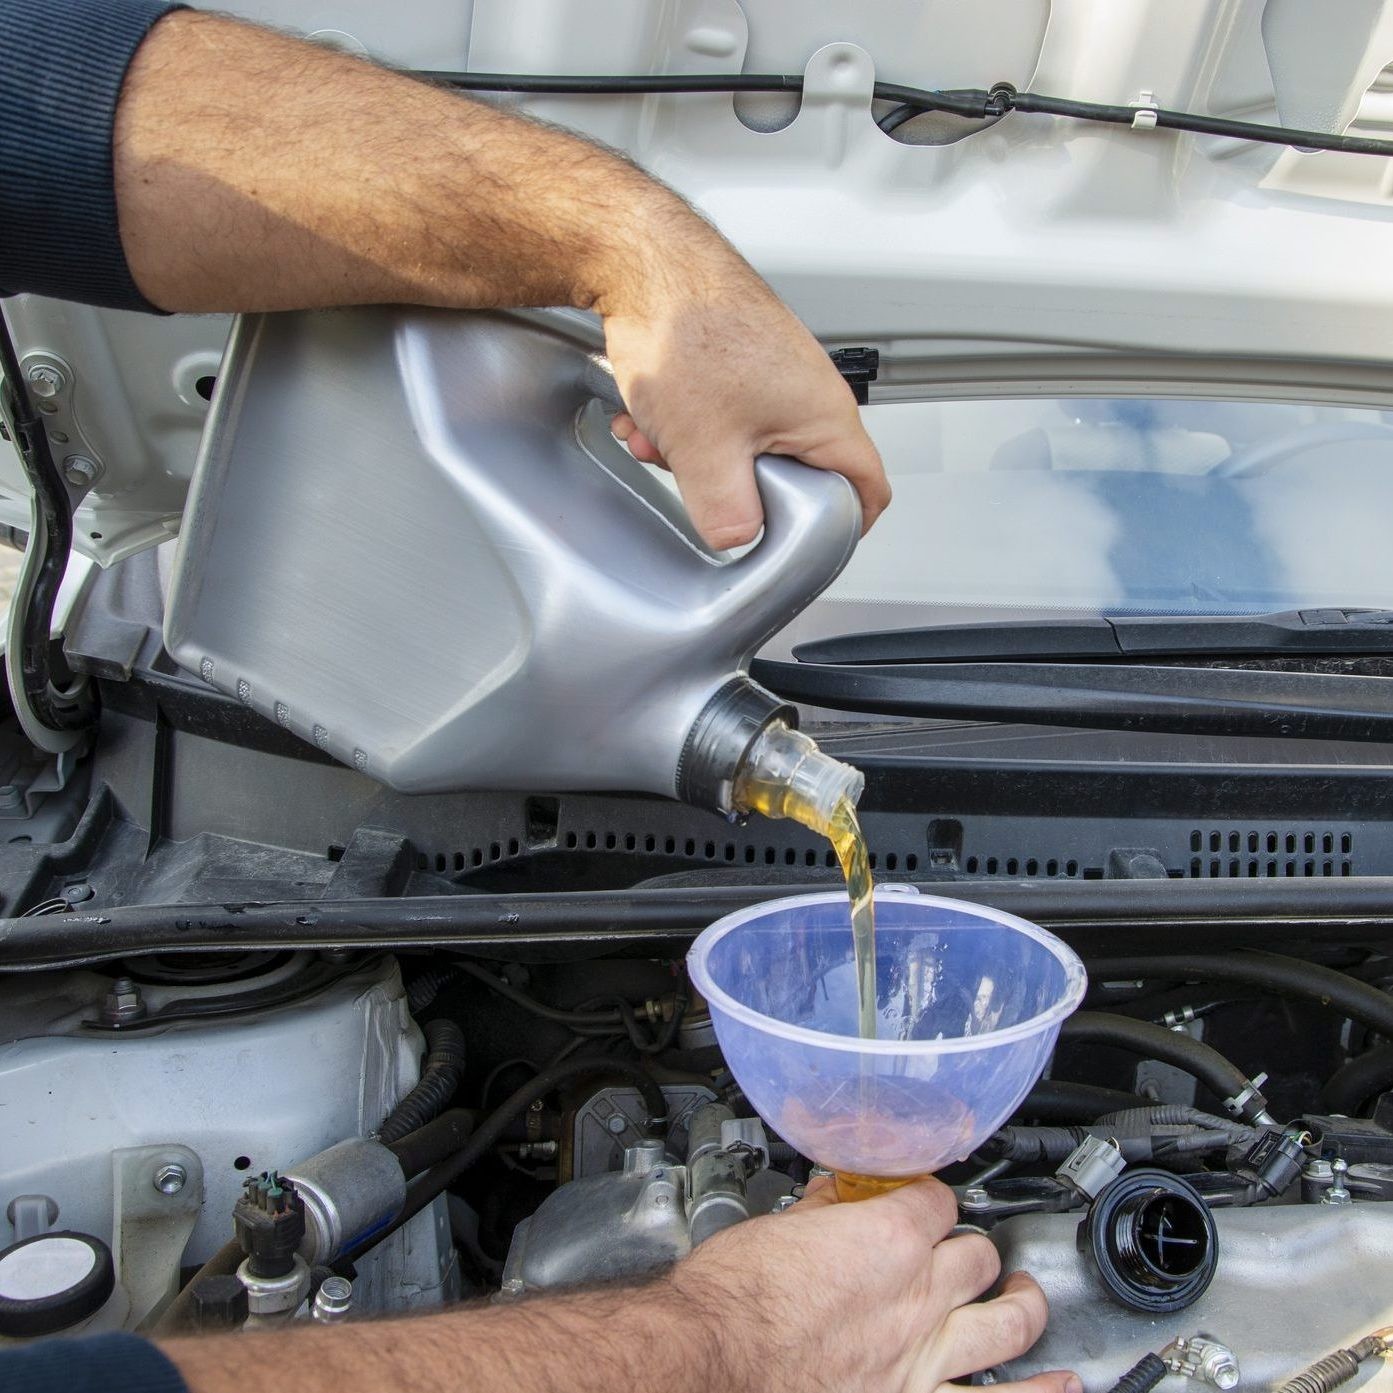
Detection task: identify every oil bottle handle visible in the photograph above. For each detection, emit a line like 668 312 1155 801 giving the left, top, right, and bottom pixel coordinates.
715 455 861 616
574 331 863 608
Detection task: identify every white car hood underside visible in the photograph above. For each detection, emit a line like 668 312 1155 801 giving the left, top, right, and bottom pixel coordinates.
5 0 1393 564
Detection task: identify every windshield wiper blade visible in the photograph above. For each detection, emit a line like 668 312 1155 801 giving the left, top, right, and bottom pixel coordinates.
794 609 1393 665
751 657 1393 744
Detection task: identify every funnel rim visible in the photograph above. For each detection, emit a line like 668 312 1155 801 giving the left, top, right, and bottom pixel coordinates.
687 889 1087 1057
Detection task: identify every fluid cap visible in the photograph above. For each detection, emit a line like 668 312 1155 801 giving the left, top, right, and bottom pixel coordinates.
1082 1169 1218 1313
189 1274 250 1332
0 1231 115 1337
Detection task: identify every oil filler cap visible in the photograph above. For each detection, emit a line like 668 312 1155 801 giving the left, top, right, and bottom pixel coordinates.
0 1231 115 1337
1081 1169 1218 1314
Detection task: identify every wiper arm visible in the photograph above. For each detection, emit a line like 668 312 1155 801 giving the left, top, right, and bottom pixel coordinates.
750 657 1393 744
794 609 1393 665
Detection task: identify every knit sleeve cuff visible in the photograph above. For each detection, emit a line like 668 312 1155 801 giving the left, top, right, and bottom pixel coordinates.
0 1332 189 1393
0 0 188 311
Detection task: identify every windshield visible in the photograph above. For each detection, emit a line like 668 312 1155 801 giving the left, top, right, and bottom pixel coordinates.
772 395 1393 654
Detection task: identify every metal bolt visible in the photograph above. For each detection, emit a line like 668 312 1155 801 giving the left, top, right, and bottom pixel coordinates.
0 785 22 811
27 365 65 399
961 1185 991 1210
99 975 147 1027
62 456 98 488
1207 1356 1240 1391
154 1163 187 1195
64 883 94 904
771 1194 799 1213
607 1115 628 1135
1322 1156 1353 1206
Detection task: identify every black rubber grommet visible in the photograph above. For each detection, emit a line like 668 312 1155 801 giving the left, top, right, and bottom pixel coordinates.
1082 1169 1217 1314
0 1231 116 1337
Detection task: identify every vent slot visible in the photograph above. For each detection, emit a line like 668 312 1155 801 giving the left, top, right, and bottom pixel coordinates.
1186 828 1353 878
413 829 922 876
963 856 1080 878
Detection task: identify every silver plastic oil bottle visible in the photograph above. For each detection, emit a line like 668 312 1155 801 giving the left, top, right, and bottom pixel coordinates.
165 308 863 817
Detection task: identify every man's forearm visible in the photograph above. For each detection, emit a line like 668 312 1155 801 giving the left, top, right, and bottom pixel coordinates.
160 1272 744 1393
114 10 728 318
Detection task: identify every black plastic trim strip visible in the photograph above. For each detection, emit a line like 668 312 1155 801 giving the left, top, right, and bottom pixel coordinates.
4 877 1393 968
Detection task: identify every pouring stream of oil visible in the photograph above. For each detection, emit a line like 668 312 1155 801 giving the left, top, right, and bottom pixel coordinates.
743 774 919 1201
741 785 877 1041
826 796 877 1042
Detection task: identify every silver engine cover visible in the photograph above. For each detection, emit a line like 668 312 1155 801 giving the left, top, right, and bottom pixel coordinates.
992 1204 1393 1391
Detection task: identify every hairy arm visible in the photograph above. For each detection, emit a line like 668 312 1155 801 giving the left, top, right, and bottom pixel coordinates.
114 10 888 547
160 1180 1078 1393
115 10 694 317
161 1277 722 1393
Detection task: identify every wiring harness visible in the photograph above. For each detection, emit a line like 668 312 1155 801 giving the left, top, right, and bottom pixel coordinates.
421 70 1393 159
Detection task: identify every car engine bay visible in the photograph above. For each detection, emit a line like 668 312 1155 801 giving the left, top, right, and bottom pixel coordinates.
3 0 1393 1383
5 557 1393 1386
9 923 1393 1388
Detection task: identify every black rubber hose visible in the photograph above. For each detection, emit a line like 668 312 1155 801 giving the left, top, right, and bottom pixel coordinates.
0 315 92 733
407 965 462 1014
639 995 687 1054
378 1019 467 1144
1018 1080 1152 1122
454 960 626 1031
384 1107 477 1179
1322 1041 1393 1115
1106 1353 1169 1393
767 1140 800 1168
604 990 689 1054
1058 1012 1271 1122
1088 951 1393 1042
336 1055 667 1270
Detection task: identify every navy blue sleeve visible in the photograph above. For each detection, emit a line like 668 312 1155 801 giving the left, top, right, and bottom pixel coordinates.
0 1331 188 1392
0 0 187 311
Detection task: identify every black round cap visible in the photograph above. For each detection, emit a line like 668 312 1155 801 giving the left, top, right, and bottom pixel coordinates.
189 1273 249 1331
0 1231 115 1337
1083 1168 1218 1314
675 676 794 814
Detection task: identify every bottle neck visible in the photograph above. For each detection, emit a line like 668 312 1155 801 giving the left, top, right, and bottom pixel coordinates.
731 719 864 836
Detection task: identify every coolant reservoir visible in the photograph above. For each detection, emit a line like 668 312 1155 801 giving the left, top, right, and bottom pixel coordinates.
165 309 862 810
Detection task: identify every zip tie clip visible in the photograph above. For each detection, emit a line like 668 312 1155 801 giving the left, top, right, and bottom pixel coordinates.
1132 90 1159 131
1224 1071 1268 1117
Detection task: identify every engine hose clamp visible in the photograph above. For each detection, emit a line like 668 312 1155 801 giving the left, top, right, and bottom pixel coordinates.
1223 1071 1269 1119
1163 1335 1241 1390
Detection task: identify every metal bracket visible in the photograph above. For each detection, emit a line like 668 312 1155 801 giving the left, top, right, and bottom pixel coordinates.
111 1143 204 1331
17 353 105 504
1162 1335 1240 1389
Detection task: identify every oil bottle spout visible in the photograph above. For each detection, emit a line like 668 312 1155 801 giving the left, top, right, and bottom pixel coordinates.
731 718 864 836
675 675 863 825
